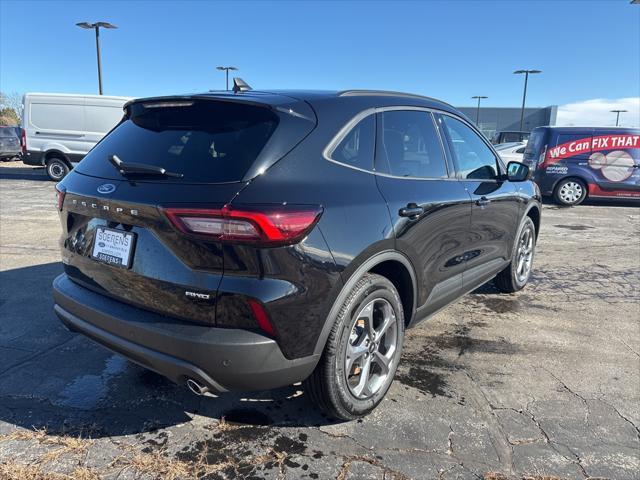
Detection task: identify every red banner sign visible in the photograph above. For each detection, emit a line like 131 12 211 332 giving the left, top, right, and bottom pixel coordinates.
544 134 640 164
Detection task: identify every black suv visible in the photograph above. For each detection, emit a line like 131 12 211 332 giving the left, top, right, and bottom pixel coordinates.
53 89 541 420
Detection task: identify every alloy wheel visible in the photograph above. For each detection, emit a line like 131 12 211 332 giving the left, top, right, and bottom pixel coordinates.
515 226 534 283
345 298 398 399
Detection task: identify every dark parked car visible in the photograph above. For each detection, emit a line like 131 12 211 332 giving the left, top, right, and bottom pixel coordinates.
53 88 541 419
523 126 640 205
0 126 22 161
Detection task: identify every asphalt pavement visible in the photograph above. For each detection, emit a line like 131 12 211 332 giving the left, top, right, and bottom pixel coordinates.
0 162 638 480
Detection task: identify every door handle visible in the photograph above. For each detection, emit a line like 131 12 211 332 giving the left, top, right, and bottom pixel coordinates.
399 203 424 218
35 131 41 135
476 196 491 207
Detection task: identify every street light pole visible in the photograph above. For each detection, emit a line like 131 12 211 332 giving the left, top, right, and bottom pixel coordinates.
471 96 488 125
95 26 102 95
610 109 627 126
513 69 541 131
216 66 239 91
77 22 118 95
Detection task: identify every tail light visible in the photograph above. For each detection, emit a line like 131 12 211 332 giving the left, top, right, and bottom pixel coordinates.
538 145 547 167
20 128 26 154
55 184 66 211
163 204 323 246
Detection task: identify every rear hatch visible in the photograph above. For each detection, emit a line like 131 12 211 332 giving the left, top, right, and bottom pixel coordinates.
523 128 547 170
58 94 316 324
0 128 20 154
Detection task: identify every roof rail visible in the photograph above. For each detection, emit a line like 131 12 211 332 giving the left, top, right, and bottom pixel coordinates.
338 90 454 107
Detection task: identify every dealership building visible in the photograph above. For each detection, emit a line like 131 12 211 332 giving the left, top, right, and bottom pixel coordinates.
455 105 558 139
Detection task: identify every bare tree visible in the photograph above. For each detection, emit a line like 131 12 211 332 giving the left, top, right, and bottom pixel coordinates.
0 91 23 124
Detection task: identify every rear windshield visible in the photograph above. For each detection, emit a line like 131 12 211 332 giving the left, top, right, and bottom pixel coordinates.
501 132 529 143
0 128 16 138
75 100 279 183
524 129 546 157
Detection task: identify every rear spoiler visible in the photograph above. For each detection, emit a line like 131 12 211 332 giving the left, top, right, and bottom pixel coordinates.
123 93 316 124
123 94 273 112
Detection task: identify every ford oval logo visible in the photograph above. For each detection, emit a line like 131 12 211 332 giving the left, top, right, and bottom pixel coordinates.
97 183 116 194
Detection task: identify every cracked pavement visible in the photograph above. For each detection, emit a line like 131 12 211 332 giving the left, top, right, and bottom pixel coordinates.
0 162 638 479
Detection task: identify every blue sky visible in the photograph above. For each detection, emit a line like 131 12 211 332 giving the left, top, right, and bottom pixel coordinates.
1 0 638 109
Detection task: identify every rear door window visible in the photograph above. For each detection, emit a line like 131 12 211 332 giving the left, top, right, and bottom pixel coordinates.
376 110 448 178
75 100 280 183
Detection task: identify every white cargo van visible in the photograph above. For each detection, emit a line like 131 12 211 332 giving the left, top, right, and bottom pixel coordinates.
22 93 131 180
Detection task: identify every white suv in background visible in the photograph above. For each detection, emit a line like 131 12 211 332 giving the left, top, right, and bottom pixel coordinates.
22 93 131 180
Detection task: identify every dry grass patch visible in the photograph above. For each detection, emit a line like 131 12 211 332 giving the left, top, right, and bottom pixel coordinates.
0 427 93 463
0 460 100 480
203 417 244 432
336 455 410 480
111 443 235 480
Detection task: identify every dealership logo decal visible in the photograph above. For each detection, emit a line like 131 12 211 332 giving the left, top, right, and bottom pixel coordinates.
544 134 639 165
97 183 116 194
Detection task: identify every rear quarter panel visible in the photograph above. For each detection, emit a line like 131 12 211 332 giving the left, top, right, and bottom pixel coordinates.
225 98 395 358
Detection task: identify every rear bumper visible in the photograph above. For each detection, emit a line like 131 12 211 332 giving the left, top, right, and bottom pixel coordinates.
53 274 319 393
0 148 21 158
22 150 44 166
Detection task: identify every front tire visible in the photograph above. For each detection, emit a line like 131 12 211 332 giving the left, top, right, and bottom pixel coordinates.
495 216 536 293
554 178 587 206
304 273 405 420
46 158 69 181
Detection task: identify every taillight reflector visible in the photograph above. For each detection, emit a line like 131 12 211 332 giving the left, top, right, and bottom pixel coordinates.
20 129 26 154
163 205 323 245
248 299 276 337
55 184 66 211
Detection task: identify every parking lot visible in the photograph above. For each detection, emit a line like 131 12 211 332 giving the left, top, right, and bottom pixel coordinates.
0 161 638 480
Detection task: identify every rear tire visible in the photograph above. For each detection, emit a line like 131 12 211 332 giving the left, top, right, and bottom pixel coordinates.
553 178 587 206
46 158 69 181
304 273 405 420
495 216 536 293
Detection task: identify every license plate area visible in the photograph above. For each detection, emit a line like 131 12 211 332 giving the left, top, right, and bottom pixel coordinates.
91 226 136 269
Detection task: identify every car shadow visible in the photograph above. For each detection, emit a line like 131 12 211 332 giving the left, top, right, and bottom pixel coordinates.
0 165 49 181
0 262 336 439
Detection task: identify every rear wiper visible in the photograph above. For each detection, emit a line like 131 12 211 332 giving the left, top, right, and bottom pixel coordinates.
109 154 183 178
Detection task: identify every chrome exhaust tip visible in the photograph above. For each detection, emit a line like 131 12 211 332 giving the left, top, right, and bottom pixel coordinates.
186 378 209 396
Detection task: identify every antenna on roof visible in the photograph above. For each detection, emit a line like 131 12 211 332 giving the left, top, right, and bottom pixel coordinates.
232 77 252 93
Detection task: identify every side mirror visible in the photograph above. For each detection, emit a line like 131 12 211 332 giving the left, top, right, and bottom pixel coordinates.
507 161 530 182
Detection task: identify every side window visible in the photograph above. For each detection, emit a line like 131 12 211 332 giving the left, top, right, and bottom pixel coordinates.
377 110 448 178
441 115 499 180
329 115 375 171
516 147 526 154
